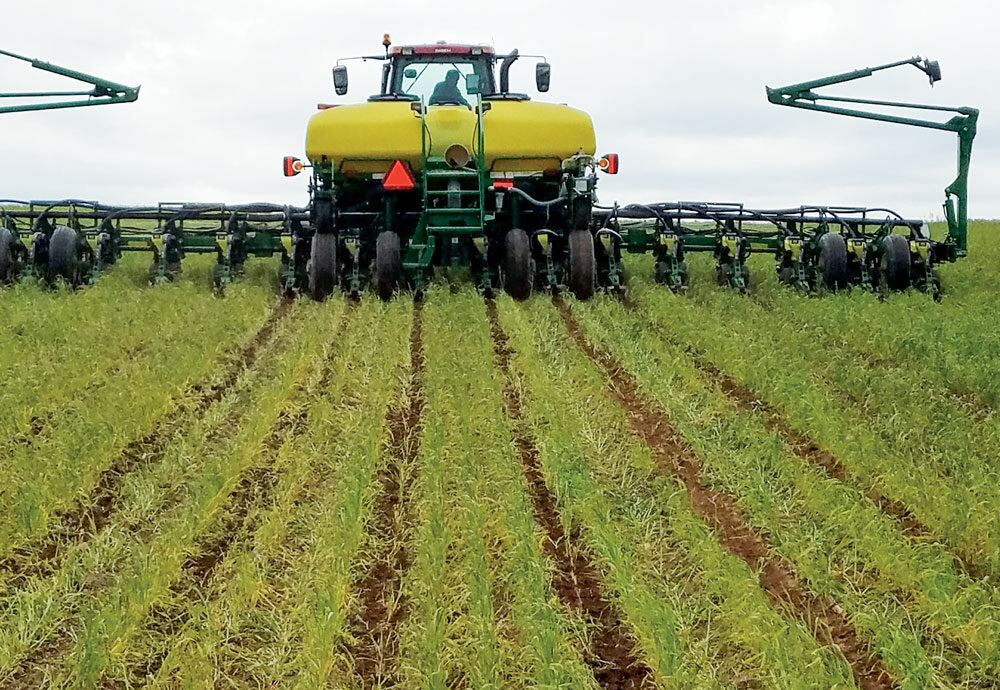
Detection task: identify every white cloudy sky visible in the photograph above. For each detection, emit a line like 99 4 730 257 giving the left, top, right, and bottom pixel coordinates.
1 0 997 218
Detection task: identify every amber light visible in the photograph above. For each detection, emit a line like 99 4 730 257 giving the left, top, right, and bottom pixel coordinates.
283 156 304 177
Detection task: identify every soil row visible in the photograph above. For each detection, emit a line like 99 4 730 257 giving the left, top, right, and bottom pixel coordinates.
556 298 895 690
348 303 426 689
487 300 653 690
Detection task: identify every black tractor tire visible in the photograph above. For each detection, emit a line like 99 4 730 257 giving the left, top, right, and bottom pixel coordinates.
312 198 334 235
503 229 533 301
374 231 402 301
0 228 13 283
571 196 591 231
817 232 848 290
778 265 796 285
309 232 338 301
567 229 596 299
879 234 911 291
47 225 81 285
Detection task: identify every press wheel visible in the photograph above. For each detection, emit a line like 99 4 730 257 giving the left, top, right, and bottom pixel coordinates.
0 228 13 283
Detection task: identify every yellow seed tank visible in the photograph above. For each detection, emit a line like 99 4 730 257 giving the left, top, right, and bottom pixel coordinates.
305 100 596 174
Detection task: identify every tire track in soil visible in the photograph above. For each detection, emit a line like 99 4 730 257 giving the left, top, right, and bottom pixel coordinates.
0 298 294 586
348 303 425 689
487 300 654 690
625 298 987 582
556 298 895 690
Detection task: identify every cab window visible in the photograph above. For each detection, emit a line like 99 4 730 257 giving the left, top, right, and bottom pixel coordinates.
393 59 491 103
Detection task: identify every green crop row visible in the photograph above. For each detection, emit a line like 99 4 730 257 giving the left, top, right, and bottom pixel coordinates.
574 294 1000 686
627 264 1000 577
0 255 274 442
138 296 411 688
754 222 1000 405
497 296 861 688
0 296 339 686
0 257 279 560
399 287 596 689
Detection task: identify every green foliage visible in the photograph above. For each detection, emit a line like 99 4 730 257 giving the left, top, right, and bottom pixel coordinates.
2 225 999 687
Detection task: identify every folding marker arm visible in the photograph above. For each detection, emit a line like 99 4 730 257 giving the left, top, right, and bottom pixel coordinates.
766 56 978 257
0 48 139 114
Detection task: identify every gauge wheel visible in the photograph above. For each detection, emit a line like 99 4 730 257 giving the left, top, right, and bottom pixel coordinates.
817 232 848 290
879 234 911 291
503 229 533 300
47 226 82 285
374 230 402 301
0 228 14 283
567 229 596 299
309 232 338 300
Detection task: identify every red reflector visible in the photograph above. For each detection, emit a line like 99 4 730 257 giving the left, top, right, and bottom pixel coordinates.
383 160 415 191
492 179 514 189
317 103 339 110
283 156 303 177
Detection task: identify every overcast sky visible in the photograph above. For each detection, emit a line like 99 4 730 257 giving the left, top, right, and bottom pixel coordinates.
1 0 997 218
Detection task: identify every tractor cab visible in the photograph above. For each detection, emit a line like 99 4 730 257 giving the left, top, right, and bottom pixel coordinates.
332 38 550 104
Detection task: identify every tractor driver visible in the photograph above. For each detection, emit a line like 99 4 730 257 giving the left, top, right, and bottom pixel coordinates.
429 69 470 107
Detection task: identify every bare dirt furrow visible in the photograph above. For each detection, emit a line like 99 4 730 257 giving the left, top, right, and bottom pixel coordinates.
487 300 654 690
557 298 895 690
349 303 425 689
625 300 985 581
0 298 294 585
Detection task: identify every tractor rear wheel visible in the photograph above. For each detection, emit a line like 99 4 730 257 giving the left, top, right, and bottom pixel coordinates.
375 231 402 301
0 228 13 283
879 234 911 291
818 232 848 290
568 229 596 299
503 228 533 300
47 226 81 285
309 232 338 300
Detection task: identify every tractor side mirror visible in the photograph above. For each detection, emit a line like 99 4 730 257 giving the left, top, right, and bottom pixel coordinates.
465 73 481 95
403 67 418 79
332 65 348 95
535 61 551 92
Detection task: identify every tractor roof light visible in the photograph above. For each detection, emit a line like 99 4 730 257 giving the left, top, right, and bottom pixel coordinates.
383 160 416 191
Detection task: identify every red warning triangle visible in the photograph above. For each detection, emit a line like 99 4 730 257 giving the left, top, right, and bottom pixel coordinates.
383 159 415 191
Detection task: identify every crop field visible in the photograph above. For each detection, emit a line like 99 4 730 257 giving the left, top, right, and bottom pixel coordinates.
0 221 998 689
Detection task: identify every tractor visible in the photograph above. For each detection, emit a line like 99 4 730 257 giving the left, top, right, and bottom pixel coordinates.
282 35 620 300
0 41 979 300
